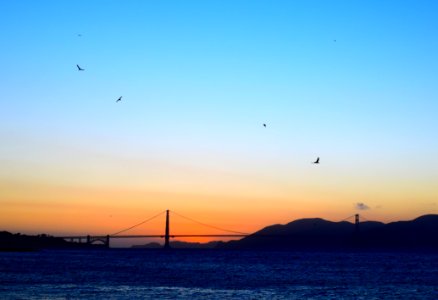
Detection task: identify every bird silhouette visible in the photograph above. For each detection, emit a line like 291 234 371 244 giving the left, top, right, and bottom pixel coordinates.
116 96 122 102
76 64 84 71
263 123 266 127
313 157 320 164
333 39 337 42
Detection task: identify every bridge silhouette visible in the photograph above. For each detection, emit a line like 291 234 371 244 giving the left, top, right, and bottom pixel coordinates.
60 210 364 249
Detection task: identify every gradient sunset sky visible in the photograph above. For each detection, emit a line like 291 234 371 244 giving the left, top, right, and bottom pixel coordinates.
1 1 437 245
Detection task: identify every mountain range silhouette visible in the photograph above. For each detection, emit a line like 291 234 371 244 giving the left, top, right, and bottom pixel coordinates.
132 214 438 250
221 214 438 250
3 215 437 251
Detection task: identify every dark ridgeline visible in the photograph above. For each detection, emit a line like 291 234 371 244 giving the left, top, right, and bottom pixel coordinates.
0 231 105 252
220 214 438 250
3 215 438 251
359 214 438 249
130 214 438 250
133 240 225 249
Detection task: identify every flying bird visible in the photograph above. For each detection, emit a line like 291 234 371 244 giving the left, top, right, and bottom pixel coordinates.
116 96 122 102
76 64 84 71
313 157 320 164
263 123 266 127
333 39 337 42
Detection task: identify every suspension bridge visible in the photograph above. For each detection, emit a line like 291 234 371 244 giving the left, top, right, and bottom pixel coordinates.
59 210 365 249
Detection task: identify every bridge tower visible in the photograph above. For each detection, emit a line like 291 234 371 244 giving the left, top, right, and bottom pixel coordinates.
355 214 360 234
105 235 110 248
164 210 170 249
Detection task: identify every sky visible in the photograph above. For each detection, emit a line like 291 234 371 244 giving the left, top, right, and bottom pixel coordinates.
1 1 437 246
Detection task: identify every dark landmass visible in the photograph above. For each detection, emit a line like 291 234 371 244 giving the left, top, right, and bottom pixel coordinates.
4 214 437 251
132 240 224 249
221 214 438 250
0 231 103 251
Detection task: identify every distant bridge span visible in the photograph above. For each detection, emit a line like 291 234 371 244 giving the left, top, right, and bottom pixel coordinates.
62 234 248 239
59 210 362 248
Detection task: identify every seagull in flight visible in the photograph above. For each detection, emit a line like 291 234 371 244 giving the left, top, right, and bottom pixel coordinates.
313 157 320 164
116 96 122 103
76 64 84 71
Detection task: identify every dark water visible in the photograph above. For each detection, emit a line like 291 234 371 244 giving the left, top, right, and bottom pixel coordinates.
1 249 437 299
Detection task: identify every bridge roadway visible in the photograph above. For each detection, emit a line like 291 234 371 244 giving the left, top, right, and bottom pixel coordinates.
60 234 248 239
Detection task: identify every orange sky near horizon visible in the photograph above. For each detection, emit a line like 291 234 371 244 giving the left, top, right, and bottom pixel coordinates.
1 164 436 244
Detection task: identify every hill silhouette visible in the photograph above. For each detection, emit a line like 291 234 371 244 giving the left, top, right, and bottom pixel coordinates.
132 240 224 249
221 215 438 250
358 215 438 249
3 215 437 251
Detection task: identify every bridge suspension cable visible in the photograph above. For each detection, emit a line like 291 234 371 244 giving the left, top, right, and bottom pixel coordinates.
338 215 355 222
110 210 166 236
171 210 249 235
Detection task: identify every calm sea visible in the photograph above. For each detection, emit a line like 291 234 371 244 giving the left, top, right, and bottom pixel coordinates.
0 249 437 299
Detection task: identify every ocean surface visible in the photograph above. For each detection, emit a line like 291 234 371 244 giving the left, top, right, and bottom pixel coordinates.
0 249 437 299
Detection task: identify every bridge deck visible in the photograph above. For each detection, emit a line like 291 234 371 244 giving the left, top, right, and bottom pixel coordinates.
60 234 249 239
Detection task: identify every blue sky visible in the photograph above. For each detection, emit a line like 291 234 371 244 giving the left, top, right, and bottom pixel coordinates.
1 1 437 235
